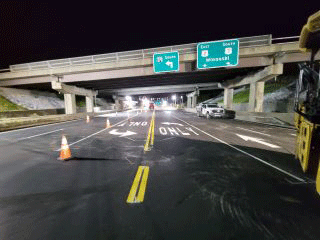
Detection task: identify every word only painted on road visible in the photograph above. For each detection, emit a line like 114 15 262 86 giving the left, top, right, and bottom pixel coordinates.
158 127 199 136
129 122 148 127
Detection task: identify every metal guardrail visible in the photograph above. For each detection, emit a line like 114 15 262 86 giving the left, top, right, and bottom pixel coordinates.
272 36 299 42
9 35 275 72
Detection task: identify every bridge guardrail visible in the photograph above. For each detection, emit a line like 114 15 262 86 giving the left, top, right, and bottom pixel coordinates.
9 34 278 72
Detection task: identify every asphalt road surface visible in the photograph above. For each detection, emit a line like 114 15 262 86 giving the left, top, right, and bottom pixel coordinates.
0 109 320 240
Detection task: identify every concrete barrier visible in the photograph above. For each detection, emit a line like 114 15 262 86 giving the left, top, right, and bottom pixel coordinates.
235 111 294 127
0 108 134 132
0 108 65 118
0 112 90 132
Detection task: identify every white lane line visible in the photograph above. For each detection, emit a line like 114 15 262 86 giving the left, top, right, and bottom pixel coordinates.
55 113 138 151
0 119 81 135
290 133 296 136
236 127 271 137
173 116 306 183
16 128 64 141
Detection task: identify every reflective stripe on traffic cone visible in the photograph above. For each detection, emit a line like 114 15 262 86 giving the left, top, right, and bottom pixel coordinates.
58 135 72 161
106 118 111 128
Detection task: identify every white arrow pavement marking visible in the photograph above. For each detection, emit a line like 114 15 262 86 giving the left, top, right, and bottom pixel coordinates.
236 134 280 149
173 115 305 182
109 129 137 137
161 122 184 126
236 127 271 137
165 61 173 68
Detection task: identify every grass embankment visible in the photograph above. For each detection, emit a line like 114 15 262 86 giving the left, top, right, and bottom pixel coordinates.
218 82 289 104
0 95 26 112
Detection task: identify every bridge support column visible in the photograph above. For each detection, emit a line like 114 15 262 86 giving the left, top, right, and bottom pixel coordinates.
187 96 192 108
64 93 76 114
255 82 265 112
224 88 234 110
86 96 94 113
248 82 265 112
192 95 197 108
186 90 199 108
115 99 120 110
248 83 256 112
52 80 97 115
114 96 124 111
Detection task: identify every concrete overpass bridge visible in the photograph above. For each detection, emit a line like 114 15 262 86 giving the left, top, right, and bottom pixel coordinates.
0 35 319 114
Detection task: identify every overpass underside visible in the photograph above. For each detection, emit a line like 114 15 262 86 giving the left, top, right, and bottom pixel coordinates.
0 38 317 113
1 65 262 94
0 62 294 113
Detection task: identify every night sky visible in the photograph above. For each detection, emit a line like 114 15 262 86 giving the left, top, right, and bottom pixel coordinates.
0 2 318 69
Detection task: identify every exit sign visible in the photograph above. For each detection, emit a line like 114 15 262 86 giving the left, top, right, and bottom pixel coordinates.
197 39 239 69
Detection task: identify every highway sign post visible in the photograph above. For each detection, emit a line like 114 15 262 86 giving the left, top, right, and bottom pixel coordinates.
153 51 179 73
197 39 239 69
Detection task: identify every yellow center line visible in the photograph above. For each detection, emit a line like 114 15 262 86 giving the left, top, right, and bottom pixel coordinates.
144 111 156 152
126 166 144 203
136 166 150 202
126 166 150 203
144 122 152 152
151 110 155 146
127 111 155 204
151 116 155 146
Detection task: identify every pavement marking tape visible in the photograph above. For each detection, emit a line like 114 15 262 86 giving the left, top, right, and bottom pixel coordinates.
127 166 150 203
173 116 306 183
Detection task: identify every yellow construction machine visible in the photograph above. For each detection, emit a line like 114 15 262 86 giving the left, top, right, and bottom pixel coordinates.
294 10 320 193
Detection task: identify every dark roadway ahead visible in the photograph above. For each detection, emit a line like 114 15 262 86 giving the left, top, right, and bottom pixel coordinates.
0 109 320 240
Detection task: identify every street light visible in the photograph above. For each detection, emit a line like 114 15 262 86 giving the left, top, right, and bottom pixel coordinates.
172 95 176 106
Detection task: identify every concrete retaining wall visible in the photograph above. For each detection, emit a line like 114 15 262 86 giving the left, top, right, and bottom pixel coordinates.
0 112 94 132
233 98 295 113
0 108 133 132
184 108 294 127
0 109 65 118
235 111 294 126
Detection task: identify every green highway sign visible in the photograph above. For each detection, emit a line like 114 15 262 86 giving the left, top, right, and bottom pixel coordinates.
153 51 179 73
197 39 239 69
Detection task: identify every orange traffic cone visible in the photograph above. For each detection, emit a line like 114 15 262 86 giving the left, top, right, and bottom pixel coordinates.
86 115 90 123
106 118 111 128
58 135 72 161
